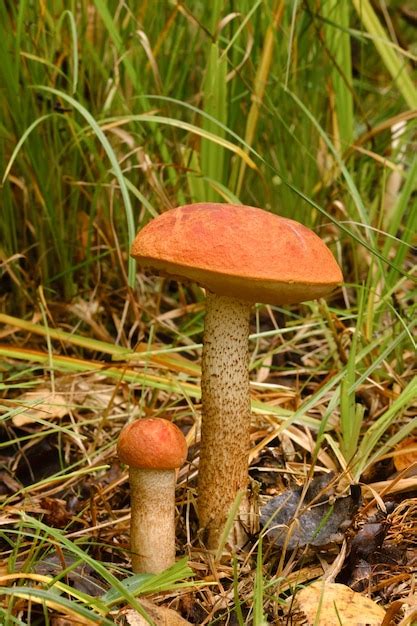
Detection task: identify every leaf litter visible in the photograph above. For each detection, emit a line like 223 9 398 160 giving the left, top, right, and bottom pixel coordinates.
1 306 415 625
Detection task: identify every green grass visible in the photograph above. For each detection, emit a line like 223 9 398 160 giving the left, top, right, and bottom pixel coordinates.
1 515 195 625
1 1 416 623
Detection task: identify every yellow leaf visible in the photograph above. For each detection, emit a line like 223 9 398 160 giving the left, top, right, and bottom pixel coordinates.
12 389 69 426
122 601 192 625
295 581 386 626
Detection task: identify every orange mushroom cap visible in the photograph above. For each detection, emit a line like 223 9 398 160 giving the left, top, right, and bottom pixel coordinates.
117 418 187 470
131 203 343 305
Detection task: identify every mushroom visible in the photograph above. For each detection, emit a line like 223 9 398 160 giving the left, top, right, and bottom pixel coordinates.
117 417 187 573
131 203 342 548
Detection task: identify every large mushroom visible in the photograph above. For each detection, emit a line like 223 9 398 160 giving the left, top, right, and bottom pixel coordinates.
131 203 342 548
117 417 187 573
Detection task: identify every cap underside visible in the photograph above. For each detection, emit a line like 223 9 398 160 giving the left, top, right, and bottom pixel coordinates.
138 255 340 305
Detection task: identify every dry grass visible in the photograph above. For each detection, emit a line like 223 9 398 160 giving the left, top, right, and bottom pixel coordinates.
1 286 416 624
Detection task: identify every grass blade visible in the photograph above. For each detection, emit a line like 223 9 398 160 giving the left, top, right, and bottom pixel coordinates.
352 0 417 109
321 0 354 151
201 43 228 201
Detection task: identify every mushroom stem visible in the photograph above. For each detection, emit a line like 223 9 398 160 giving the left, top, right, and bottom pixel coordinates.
198 292 252 548
129 467 176 573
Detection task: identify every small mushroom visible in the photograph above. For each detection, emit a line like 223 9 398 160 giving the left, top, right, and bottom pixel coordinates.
117 417 187 573
131 203 342 548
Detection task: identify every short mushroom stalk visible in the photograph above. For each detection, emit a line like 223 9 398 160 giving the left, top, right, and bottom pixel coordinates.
198 292 252 547
117 418 187 574
128 466 177 574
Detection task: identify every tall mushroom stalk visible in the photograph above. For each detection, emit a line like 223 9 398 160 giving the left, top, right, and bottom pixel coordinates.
131 202 343 550
198 293 251 546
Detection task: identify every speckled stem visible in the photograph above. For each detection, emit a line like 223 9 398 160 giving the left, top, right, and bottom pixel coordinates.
129 467 176 573
198 292 252 549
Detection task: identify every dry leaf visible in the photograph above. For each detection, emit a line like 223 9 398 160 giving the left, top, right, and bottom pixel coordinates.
12 390 69 426
121 599 192 625
261 473 360 548
393 437 417 473
295 581 386 626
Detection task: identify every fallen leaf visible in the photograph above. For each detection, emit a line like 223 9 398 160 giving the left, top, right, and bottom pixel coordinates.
349 522 388 560
295 581 386 625
121 600 192 625
12 389 69 426
33 554 106 596
261 473 361 549
393 437 417 473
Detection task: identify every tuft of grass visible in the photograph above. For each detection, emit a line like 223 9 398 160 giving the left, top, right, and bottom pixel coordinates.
1 515 196 625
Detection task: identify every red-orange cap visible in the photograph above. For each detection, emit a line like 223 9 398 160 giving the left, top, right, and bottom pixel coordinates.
117 418 187 470
131 203 343 305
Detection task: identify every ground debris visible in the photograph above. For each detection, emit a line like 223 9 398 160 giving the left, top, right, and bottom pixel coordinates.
260 472 360 549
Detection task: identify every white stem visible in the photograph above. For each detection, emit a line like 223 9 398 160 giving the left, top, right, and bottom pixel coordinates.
198 292 252 548
129 467 176 573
